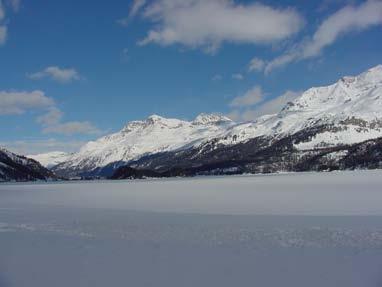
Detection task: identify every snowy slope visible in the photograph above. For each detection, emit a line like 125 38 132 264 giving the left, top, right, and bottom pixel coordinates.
0 147 29 166
28 152 71 168
218 65 382 149
54 114 234 174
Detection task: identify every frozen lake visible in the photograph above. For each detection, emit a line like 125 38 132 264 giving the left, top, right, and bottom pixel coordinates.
1 170 382 286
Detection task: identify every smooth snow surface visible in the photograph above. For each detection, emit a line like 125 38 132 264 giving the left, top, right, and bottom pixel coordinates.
1 170 382 287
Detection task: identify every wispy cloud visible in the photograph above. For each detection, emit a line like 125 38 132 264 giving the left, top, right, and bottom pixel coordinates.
265 0 382 73
36 107 63 126
1 138 86 155
0 89 100 136
246 90 302 118
28 66 81 83
0 0 20 45
117 0 146 26
0 25 7 45
0 0 4 20
228 88 302 122
0 0 7 45
37 107 101 136
41 121 101 136
230 86 264 108
212 74 223 81
232 73 244 80
136 0 304 53
248 57 265 72
121 48 129 62
7 0 20 12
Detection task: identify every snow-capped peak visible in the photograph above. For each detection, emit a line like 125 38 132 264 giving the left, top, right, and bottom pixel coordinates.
54 113 236 173
147 114 166 122
193 113 233 125
122 115 186 132
218 65 382 147
356 64 382 84
121 114 233 133
362 64 382 76
53 65 382 176
280 65 382 116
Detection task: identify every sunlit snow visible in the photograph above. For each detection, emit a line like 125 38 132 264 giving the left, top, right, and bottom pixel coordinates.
1 170 382 286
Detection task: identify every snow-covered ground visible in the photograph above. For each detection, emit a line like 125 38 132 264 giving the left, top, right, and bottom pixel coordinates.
1 170 382 286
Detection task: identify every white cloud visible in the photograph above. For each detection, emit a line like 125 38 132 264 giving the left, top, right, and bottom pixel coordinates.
121 48 129 62
28 66 81 83
0 90 54 115
0 0 19 45
248 57 265 72
118 0 147 26
264 53 295 74
1 138 85 155
129 0 146 18
0 0 4 20
0 25 6 45
228 89 302 122
230 86 264 108
117 18 129 27
36 107 63 126
7 0 20 12
138 0 304 52
37 107 100 136
266 0 382 73
42 121 101 136
212 74 222 81
0 0 6 45
0 89 100 136
247 90 302 118
232 73 244 80
226 110 243 122
227 108 268 122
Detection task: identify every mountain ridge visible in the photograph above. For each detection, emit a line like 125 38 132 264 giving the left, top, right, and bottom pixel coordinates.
52 113 235 177
43 65 382 178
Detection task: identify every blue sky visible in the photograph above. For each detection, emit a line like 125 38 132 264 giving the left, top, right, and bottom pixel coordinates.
1 0 382 154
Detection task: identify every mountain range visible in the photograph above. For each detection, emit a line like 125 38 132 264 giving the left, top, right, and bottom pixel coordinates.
2 65 382 181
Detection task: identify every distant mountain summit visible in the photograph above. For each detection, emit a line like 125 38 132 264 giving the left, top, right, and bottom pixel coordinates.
52 113 235 177
45 65 382 179
216 64 382 147
113 65 382 178
0 148 56 181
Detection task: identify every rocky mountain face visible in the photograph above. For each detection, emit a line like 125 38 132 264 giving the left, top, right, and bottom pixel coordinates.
52 65 382 179
113 126 382 178
0 148 56 181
